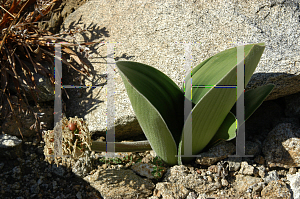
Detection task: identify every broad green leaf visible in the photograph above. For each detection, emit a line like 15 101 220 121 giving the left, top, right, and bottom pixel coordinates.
179 68 238 164
181 56 213 92
202 111 238 151
204 84 274 151
230 84 275 121
179 43 266 164
185 43 265 106
116 61 184 165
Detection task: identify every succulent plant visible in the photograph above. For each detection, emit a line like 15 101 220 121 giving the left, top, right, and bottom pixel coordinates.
115 43 274 166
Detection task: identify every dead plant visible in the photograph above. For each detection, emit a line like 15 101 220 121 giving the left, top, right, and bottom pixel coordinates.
0 0 97 141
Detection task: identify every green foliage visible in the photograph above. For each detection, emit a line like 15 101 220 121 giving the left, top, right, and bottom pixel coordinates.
98 154 143 166
150 156 166 179
116 43 274 166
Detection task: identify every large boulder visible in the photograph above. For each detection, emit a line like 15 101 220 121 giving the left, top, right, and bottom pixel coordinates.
61 0 300 139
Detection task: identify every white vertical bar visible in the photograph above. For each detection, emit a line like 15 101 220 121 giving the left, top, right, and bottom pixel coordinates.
236 45 246 156
54 43 63 159
106 43 116 158
183 43 193 156
229 43 252 158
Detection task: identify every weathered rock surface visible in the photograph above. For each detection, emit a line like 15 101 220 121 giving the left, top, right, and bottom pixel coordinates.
287 171 300 199
61 0 300 137
83 168 155 199
260 180 292 198
262 123 300 168
233 174 263 194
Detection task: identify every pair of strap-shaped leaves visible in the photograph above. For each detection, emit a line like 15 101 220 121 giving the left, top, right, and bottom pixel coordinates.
115 43 274 166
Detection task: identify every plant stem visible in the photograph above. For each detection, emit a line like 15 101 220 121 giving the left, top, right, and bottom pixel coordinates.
91 140 152 152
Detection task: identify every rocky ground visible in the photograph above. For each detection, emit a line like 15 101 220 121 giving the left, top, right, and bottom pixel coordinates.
1 124 300 199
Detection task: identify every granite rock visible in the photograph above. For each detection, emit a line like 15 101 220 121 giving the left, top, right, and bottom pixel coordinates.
61 0 300 137
287 171 300 199
262 123 300 168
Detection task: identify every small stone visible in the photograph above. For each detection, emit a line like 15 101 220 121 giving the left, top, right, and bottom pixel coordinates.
0 134 23 159
207 176 213 182
40 184 48 189
289 167 297 174
102 164 108 169
12 166 22 179
84 169 155 198
206 171 212 175
226 157 242 171
76 191 82 199
73 185 81 191
37 177 43 185
53 181 57 190
30 153 37 160
51 164 66 177
186 191 198 199
263 170 279 184
287 171 300 199
221 179 229 187
256 165 266 178
150 150 157 157
262 123 300 168
208 165 218 173
238 162 255 175
261 180 291 198
233 175 262 193
30 184 40 194
252 182 265 195
153 189 161 197
12 182 21 190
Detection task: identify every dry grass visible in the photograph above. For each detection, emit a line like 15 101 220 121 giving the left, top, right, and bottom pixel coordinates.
0 0 96 140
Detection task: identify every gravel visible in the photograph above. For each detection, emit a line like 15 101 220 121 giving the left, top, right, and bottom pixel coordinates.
0 141 103 199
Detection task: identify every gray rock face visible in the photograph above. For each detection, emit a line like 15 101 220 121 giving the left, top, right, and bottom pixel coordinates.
61 0 300 137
